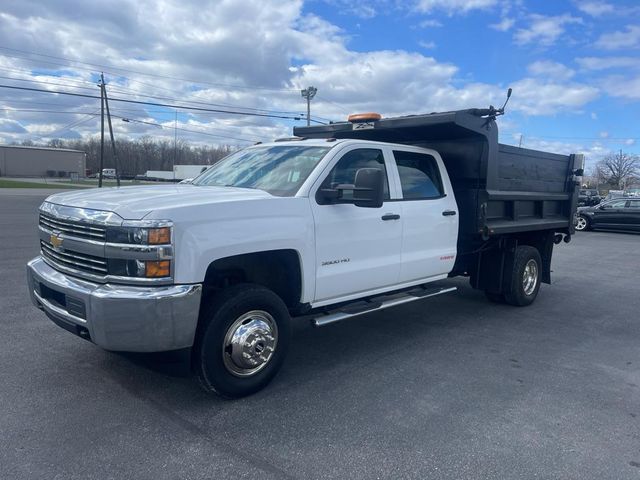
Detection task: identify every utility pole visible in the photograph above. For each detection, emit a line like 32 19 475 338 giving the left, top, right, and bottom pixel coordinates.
173 110 177 179
300 86 317 126
101 73 121 187
98 74 105 187
518 134 524 148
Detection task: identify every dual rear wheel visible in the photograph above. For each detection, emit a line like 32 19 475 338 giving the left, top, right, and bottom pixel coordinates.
485 245 542 307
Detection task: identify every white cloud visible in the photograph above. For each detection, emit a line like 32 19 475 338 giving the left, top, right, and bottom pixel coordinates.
601 74 640 100
490 17 515 32
418 19 443 28
514 14 582 47
599 131 609 138
0 0 607 146
508 78 599 115
590 112 597 120
575 1 614 16
321 0 379 19
414 0 497 15
594 25 640 50
504 136 611 168
527 60 575 81
418 41 437 49
625 139 636 146
576 56 640 70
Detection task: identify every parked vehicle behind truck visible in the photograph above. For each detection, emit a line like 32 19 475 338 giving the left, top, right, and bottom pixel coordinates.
27 107 583 398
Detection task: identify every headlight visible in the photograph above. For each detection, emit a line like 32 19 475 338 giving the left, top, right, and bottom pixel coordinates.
104 220 174 281
106 224 172 245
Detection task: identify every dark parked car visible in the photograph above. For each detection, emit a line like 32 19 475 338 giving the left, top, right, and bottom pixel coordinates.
575 198 640 232
578 189 601 206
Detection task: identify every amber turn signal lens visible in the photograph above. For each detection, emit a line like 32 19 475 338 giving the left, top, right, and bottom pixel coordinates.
145 260 170 277
148 227 171 244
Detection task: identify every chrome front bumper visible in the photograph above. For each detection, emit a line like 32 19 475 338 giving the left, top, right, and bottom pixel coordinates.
27 256 202 352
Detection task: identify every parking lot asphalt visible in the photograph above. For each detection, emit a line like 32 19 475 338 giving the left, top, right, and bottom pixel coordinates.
1 189 639 480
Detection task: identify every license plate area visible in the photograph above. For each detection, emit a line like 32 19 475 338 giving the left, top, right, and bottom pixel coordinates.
37 282 87 320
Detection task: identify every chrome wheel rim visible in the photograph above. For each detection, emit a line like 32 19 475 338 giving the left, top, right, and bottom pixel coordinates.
222 310 278 377
576 216 587 231
522 259 538 296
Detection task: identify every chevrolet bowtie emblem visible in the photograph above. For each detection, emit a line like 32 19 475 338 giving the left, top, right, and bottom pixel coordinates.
50 232 64 250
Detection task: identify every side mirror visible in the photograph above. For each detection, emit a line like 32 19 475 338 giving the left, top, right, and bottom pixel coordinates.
352 168 384 208
316 168 384 208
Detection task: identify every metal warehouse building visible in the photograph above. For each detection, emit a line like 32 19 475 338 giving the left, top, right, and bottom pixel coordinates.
0 145 86 178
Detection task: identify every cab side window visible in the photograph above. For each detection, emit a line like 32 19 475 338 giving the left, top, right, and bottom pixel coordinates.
320 148 389 201
393 150 444 200
628 200 640 209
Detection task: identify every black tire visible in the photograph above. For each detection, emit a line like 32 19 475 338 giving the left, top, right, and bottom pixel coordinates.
193 283 291 398
484 291 506 303
575 215 590 231
503 246 542 307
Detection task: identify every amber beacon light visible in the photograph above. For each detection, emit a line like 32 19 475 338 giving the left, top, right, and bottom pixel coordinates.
347 112 382 123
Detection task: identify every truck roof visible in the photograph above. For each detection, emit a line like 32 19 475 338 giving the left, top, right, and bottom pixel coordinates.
254 137 431 150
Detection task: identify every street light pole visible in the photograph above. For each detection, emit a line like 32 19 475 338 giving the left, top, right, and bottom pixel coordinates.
300 86 317 126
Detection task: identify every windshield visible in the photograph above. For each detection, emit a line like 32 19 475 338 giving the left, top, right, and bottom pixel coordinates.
192 145 331 196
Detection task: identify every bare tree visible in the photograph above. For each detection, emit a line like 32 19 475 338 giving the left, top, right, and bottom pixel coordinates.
597 150 639 189
35 137 238 175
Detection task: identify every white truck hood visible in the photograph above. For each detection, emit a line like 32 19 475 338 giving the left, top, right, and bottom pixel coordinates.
44 184 273 219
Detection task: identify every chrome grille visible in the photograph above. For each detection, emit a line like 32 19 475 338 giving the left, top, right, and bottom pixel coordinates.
39 213 107 241
41 241 108 275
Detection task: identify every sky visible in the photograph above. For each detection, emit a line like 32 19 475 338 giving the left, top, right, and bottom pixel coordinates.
0 0 638 170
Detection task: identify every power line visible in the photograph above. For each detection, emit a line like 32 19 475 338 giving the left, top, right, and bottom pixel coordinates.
0 65 98 88
0 46 299 93
47 110 100 137
0 64 334 122
0 83 303 120
1 108 262 142
118 116 256 143
316 94 351 115
0 107 266 142
0 76 325 120
0 71 313 118
0 108 99 114
0 74 99 92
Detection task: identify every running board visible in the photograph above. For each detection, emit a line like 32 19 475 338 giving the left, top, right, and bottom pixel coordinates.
312 286 457 327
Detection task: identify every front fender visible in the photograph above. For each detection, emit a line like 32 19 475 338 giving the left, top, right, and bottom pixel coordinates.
165 198 316 303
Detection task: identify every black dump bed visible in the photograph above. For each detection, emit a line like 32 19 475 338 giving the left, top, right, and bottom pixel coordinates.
294 110 583 249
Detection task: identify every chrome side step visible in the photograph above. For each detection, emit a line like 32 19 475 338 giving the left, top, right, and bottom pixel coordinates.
312 286 457 327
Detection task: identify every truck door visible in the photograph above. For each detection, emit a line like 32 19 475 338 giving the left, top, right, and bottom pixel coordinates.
390 149 458 283
310 147 402 304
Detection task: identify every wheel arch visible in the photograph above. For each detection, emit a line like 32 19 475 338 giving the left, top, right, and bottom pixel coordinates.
202 249 304 311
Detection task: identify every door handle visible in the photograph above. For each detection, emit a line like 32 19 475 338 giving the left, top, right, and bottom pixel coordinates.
442 210 457 216
381 213 400 221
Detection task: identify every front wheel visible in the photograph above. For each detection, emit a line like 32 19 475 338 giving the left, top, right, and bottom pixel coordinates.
575 215 589 231
504 246 542 307
193 284 292 398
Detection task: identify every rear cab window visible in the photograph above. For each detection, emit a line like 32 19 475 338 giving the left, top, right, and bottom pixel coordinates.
392 150 444 200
